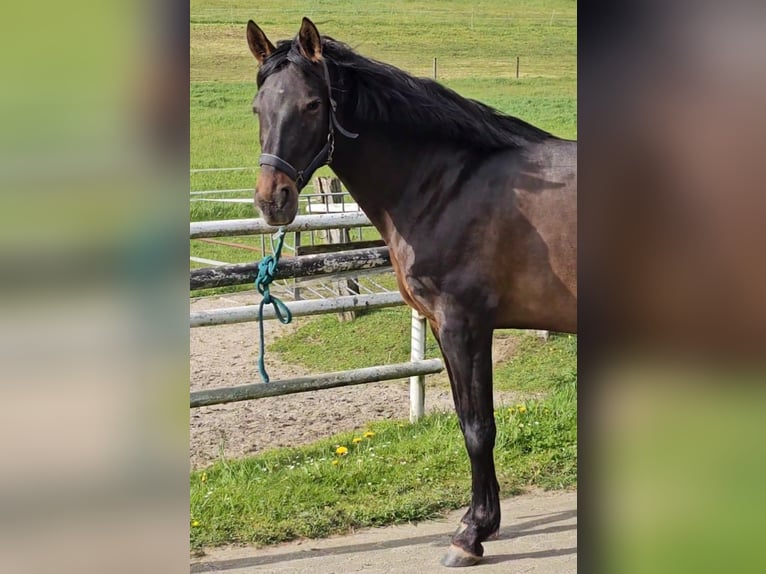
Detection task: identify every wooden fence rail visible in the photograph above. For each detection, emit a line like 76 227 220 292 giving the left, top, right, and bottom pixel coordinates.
190 209 437 421
190 246 390 291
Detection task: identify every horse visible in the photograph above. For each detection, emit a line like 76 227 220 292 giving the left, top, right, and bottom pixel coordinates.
245 17 577 567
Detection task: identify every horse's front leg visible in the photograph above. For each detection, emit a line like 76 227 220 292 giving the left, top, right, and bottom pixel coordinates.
432 312 499 567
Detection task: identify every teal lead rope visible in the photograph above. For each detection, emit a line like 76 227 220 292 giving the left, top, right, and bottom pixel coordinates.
255 227 292 383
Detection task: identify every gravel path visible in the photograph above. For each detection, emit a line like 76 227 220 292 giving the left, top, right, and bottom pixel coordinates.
190 488 577 573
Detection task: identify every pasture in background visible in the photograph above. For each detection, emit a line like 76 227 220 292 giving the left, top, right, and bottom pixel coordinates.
190 0 576 237
190 0 577 550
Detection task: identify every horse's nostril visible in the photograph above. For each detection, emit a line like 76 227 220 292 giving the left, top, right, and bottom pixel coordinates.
275 186 290 208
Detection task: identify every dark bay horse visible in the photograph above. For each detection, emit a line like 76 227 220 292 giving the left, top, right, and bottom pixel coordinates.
246 17 577 567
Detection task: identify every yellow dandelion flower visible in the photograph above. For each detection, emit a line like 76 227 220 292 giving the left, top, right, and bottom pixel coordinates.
352 437 363 444
191 520 200 527
508 407 515 414
364 431 375 439
335 446 348 456
518 405 527 414
332 459 339 466
200 472 207 483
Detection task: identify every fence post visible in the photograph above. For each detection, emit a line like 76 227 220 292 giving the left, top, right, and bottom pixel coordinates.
409 309 427 422
315 176 359 321
293 230 302 300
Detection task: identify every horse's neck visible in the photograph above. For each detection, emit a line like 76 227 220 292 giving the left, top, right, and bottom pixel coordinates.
330 129 455 238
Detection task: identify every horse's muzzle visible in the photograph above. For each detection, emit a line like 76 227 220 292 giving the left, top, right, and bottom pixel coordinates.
255 167 299 225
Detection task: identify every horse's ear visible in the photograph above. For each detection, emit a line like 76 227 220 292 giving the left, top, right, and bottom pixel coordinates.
297 17 322 62
246 20 275 65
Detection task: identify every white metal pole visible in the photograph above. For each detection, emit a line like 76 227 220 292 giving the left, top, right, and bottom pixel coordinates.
409 309 427 423
190 291 404 328
190 212 371 239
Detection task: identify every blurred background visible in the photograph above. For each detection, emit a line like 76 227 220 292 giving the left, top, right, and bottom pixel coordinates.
580 1 766 573
0 0 189 572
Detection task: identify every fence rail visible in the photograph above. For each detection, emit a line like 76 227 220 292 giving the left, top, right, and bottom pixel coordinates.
190 212 371 239
191 291 404 328
191 359 443 408
190 246 390 291
190 207 438 421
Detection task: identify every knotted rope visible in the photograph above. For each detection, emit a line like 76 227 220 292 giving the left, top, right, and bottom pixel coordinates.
255 227 292 383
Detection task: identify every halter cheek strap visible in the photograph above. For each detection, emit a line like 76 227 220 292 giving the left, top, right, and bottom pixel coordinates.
258 57 358 190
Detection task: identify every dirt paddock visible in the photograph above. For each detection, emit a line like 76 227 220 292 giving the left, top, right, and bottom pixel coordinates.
190 292 535 470
190 293 576 573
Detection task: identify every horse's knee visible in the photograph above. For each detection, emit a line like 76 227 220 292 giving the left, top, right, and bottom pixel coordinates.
437 319 471 351
463 419 496 455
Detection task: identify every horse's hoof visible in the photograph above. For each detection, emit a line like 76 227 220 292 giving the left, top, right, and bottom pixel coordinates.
441 544 481 567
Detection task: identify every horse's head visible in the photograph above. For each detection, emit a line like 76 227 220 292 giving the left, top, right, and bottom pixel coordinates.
246 18 333 225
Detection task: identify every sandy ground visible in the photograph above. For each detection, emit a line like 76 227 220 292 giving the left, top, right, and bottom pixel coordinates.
190 488 577 573
190 291 538 470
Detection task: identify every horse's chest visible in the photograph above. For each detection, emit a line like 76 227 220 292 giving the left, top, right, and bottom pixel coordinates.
387 241 439 321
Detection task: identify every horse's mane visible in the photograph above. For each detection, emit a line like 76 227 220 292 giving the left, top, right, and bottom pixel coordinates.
258 38 555 150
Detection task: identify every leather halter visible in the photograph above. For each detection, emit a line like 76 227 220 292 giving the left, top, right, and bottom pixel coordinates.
258 56 358 190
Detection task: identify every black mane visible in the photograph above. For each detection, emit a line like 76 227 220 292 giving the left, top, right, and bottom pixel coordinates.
258 38 554 149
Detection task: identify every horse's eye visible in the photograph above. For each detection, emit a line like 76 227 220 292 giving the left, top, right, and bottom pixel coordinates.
306 100 321 112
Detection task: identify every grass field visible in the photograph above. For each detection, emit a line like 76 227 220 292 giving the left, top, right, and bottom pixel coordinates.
190 0 577 550
190 0 576 266
191 329 576 549
190 310 576 549
271 307 577 394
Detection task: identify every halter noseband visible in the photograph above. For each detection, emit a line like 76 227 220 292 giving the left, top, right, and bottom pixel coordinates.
258 56 358 190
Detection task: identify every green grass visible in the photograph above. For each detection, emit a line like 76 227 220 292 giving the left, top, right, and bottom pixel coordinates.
190 198 254 222
190 0 576 550
191 377 576 549
191 308 577 550
190 0 576 266
272 307 577 393
190 0 576 190
271 307 441 371
190 78 575 195
191 0 575 82
494 331 577 392
190 289 577 552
